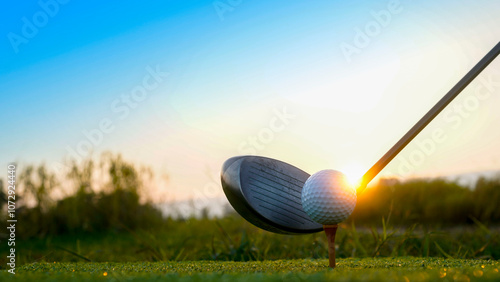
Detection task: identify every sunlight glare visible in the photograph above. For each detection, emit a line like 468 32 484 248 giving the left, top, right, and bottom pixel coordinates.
341 163 365 188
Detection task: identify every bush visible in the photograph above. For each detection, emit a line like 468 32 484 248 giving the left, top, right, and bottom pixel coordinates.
350 176 500 226
8 153 164 239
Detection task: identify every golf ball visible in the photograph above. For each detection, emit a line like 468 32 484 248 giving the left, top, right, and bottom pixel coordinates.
301 170 357 225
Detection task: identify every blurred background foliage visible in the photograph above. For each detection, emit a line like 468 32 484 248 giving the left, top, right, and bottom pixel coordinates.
352 177 500 226
0 152 499 266
2 153 162 239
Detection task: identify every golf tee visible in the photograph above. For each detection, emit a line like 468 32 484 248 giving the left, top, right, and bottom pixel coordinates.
323 224 338 268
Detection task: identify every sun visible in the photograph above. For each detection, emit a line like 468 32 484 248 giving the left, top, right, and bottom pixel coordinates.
341 163 365 188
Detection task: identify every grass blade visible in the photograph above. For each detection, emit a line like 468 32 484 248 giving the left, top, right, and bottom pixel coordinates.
434 242 453 259
54 246 92 262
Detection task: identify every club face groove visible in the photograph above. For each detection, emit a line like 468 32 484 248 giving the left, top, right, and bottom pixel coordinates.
221 156 323 234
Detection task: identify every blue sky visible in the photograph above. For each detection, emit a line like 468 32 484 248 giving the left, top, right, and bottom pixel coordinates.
1 0 500 201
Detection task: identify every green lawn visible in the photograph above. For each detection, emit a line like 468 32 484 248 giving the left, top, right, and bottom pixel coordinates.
3 257 499 281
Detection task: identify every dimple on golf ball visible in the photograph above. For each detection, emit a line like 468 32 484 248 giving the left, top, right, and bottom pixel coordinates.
301 170 357 225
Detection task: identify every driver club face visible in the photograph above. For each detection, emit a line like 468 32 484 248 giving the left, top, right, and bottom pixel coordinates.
221 155 323 234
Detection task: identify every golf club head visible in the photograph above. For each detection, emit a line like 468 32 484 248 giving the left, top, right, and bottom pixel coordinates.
221 155 323 234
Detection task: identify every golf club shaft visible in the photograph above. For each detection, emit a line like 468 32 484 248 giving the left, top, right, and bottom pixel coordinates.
358 41 500 193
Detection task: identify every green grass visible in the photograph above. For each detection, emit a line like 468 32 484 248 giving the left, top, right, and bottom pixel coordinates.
2 258 499 281
5 216 498 266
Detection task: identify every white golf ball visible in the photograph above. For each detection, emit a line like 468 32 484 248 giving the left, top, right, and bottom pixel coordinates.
301 170 357 225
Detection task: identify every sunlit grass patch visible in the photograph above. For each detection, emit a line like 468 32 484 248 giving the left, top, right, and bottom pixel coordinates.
3 257 499 281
